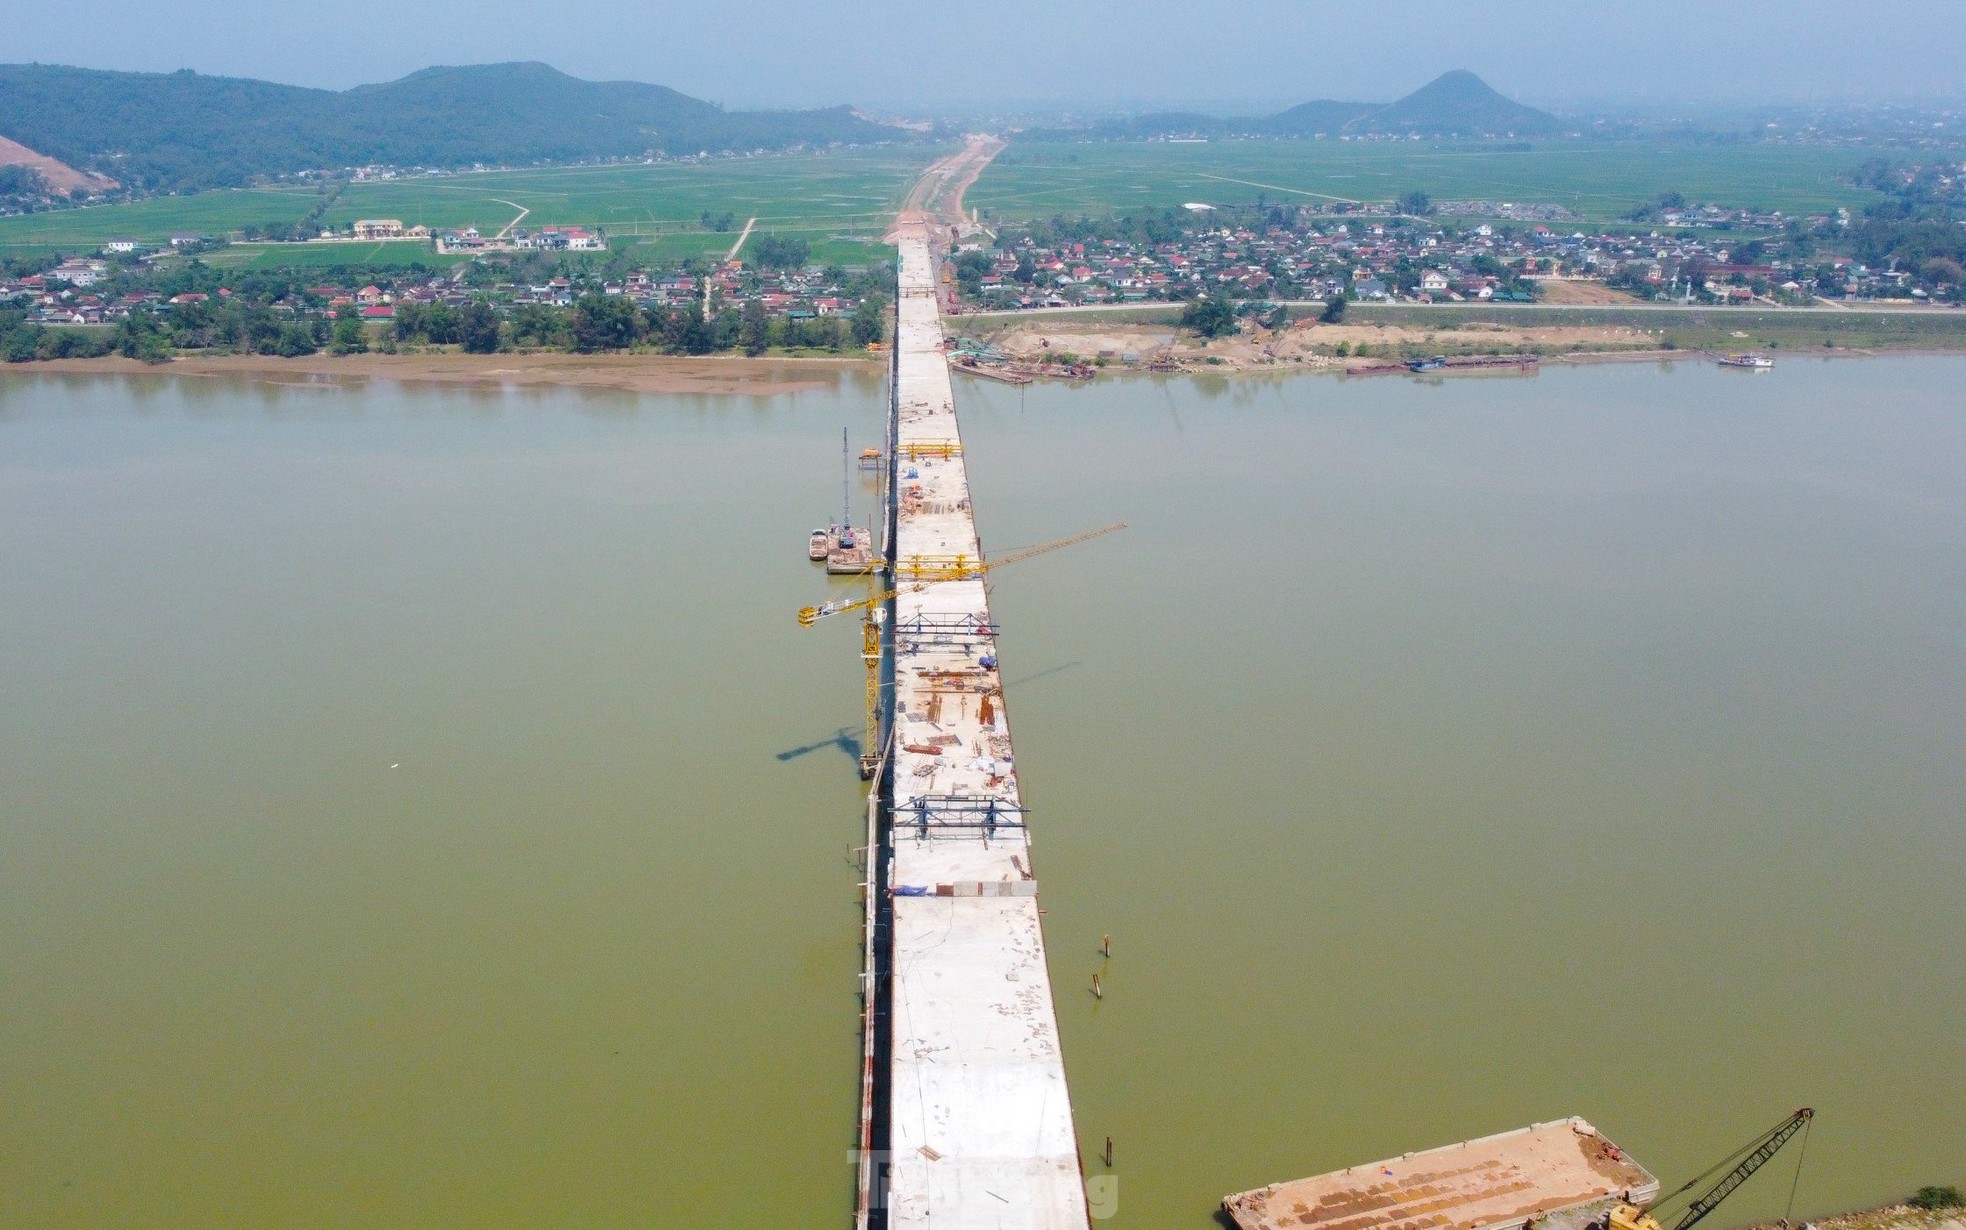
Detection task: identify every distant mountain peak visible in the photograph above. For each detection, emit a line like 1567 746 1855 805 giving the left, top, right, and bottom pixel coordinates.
394 61 572 82
1387 70 1519 110
1265 70 1560 137
1359 70 1561 135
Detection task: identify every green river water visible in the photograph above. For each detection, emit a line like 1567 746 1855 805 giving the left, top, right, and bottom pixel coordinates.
1 358 1960 1228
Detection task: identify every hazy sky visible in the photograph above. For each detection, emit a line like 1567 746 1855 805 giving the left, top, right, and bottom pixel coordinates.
7 0 1963 112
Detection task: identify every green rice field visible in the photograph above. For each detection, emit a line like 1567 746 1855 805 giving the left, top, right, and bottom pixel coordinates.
195 241 475 271
6 138 1939 269
969 139 1934 223
0 189 333 251
0 145 938 264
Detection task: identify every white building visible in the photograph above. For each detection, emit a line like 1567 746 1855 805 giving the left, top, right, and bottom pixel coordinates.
52 259 107 287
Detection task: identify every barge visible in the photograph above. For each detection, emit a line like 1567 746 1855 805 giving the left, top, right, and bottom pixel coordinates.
825 524 876 575
1225 1118 1658 1230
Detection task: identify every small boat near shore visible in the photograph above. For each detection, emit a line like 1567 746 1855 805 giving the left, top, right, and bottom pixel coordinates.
1719 353 1775 369
1354 354 1540 377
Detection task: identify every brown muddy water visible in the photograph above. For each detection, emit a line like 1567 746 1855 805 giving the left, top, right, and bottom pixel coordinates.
2 357 1961 1228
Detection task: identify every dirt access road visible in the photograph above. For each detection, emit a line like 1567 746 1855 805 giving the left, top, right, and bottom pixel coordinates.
887 134 1005 243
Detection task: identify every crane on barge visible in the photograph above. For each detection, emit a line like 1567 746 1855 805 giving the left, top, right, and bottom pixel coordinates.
797 521 1125 779
1609 1109 1815 1230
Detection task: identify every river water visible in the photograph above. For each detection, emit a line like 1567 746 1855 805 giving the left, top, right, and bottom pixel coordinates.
2 359 1961 1228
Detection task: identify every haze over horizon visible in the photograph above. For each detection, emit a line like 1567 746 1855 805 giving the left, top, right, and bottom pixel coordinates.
8 0 1963 114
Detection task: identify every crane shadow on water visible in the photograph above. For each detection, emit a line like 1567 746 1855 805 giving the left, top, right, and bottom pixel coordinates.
1004 660 1082 689
774 726 863 767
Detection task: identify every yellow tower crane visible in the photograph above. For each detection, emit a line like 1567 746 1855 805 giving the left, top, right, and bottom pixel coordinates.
798 521 1125 779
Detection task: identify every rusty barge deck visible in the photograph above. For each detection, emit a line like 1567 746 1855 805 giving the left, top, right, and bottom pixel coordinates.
1225 1118 1659 1230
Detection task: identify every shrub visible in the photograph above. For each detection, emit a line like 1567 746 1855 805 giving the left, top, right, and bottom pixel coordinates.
272 323 319 357
2 325 41 362
752 235 811 271
1180 296 1237 338
570 293 641 352
1909 1186 1963 1211
459 301 501 354
330 313 368 355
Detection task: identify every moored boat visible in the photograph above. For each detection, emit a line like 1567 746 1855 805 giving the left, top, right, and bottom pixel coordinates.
1719 353 1775 368
808 528 830 560
826 524 875 574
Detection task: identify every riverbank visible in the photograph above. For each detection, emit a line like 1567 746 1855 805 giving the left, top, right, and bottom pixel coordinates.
1746 1201 1965 1230
8 350 881 396
7 308 1961 392
959 308 1966 376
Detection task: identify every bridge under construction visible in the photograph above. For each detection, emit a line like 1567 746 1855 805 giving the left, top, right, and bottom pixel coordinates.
839 204 1094 1229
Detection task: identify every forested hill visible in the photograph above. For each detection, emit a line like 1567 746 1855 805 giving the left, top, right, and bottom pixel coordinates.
0 61 898 192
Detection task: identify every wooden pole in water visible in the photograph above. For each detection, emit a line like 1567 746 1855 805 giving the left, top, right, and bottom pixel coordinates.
1100 934 1111 958
1104 1136 1114 1167
1090 973 1102 999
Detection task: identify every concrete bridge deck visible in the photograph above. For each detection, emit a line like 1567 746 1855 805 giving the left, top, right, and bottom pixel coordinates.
858 224 1090 1230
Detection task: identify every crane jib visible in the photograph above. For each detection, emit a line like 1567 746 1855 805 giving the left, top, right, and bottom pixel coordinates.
797 522 1126 625
1667 1109 1815 1230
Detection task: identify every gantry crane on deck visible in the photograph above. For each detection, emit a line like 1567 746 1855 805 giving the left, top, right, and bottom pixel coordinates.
798 521 1125 779
1609 1109 1815 1230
